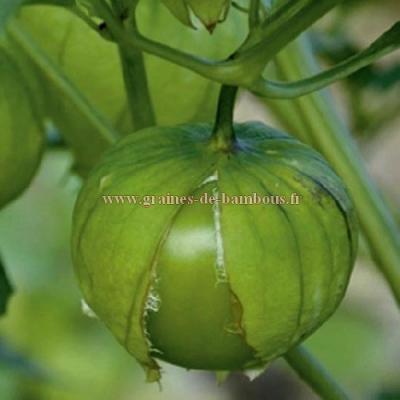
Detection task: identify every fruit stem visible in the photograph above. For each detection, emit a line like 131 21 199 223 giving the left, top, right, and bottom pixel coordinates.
211 85 239 152
285 346 351 400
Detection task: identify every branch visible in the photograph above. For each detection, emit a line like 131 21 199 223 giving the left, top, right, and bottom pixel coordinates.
249 0 261 32
90 0 348 92
92 0 247 85
238 0 343 69
251 21 400 98
114 1 156 131
285 346 350 400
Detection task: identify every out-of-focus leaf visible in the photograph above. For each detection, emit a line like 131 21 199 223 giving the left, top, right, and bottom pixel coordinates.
0 340 50 381
312 31 400 91
0 0 24 35
0 257 13 315
375 390 400 400
311 30 400 137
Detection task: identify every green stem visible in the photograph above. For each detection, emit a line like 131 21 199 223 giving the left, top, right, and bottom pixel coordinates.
93 0 245 84
249 0 261 31
116 5 155 131
285 346 350 400
232 2 249 13
239 0 342 70
251 21 400 98
71 5 99 31
93 0 342 89
211 86 239 152
118 47 155 130
265 36 400 306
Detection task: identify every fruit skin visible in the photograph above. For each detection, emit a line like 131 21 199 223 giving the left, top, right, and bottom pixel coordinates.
71 121 358 381
18 1 246 131
0 48 44 209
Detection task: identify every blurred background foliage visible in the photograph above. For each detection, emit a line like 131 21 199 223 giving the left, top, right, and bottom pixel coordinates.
0 0 399 399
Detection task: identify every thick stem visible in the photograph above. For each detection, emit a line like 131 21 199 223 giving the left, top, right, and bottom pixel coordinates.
118 47 155 130
249 0 261 31
117 7 156 131
211 86 239 152
285 346 350 400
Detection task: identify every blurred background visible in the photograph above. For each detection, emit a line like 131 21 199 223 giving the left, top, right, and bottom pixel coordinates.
0 0 399 399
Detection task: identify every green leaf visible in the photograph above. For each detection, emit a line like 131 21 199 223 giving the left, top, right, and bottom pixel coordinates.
0 0 24 35
0 257 13 316
162 0 230 31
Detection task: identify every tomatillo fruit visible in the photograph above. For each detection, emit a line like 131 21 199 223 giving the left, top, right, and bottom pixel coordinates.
71 122 358 381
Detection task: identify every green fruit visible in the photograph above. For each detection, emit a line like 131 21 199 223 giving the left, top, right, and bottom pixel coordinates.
0 49 44 209
18 2 246 130
71 122 358 381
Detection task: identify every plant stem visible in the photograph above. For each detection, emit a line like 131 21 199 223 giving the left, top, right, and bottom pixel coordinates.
239 0 342 65
211 86 239 152
285 346 350 400
118 48 155 130
265 36 400 306
249 0 261 31
116 5 155 131
232 2 249 13
251 22 400 98
71 5 99 31
93 0 242 82
92 0 342 89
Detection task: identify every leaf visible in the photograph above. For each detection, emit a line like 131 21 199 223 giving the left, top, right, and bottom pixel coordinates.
0 257 13 316
0 340 51 381
161 0 231 32
0 0 24 35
